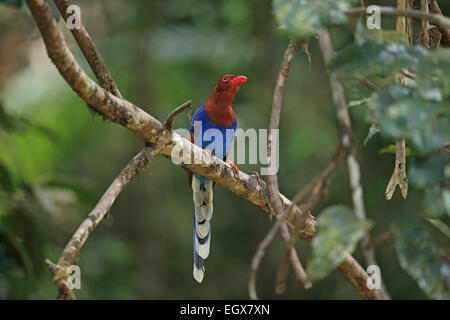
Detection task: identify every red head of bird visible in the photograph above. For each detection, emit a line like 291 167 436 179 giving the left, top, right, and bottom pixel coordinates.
205 74 247 127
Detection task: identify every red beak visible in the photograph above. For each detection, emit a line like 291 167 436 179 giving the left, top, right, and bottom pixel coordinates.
231 75 247 87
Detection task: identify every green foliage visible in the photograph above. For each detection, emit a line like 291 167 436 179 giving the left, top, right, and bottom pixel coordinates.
368 85 449 155
393 226 450 300
330 41 428 79
417 49 450 102
306 205 372 282
379 144 414 157
273 0 358 39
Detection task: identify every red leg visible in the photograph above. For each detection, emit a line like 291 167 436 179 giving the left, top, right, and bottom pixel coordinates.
225 160 239 173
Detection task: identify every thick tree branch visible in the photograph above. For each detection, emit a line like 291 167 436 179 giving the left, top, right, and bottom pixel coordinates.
317 29 388 300
345 6 450 29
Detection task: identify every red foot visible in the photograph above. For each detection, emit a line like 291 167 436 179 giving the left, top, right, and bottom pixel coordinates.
225 160 239 174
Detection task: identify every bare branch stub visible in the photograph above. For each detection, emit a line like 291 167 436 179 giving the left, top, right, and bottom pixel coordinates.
164 100 192 130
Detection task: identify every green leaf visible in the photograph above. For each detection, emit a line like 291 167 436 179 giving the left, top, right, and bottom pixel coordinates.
330 41 428 79
393 226 450 300
306 205 372 282
363 124 380 146
379 144 414 157
368 85 450 155
416 49 450 102
273 0 358 39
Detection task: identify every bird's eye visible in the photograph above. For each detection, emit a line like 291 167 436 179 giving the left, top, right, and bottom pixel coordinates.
223 76 229 82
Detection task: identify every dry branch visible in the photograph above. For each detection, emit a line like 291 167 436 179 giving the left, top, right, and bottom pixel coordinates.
267 40 300 218
164 100 192 130
46 144 163 299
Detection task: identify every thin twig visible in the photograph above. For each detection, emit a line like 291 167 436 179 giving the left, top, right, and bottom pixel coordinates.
275 247 290 294
53 0 122 99
293 142 346 210
339 254 381 300
360 78 379 92
250 40 303 300
365 231 394 249
345 6 450 29
317 28 389 300
280 223 311 290
164 100 192 130
249 217 284 300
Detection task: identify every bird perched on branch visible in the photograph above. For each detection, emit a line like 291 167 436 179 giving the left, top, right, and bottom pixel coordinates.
186 74 247 283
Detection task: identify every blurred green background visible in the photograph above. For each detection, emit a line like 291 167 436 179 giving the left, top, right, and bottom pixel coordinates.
0 0 448 299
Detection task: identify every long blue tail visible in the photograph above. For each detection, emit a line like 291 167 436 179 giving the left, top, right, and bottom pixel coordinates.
192 173 213 283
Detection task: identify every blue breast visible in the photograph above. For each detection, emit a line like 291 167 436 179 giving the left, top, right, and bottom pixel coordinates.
189 105 237 160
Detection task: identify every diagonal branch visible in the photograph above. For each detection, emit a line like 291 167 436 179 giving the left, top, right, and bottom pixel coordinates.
53 0 122 98
46 143 164 299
